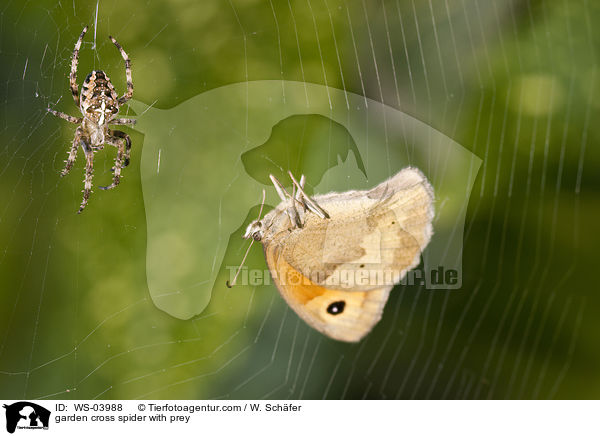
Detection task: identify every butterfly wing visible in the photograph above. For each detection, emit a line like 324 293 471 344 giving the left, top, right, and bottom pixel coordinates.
281 167 434 292
264 243 392 342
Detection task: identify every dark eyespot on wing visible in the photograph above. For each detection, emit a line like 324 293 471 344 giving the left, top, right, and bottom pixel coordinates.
327 301 345 315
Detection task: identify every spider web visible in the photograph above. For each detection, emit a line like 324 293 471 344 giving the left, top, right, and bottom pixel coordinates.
0 0 597 400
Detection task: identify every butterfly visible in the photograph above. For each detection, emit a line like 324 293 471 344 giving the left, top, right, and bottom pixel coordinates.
231 168 434 342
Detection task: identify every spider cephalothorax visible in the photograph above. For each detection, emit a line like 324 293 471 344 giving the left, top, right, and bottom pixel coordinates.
48 25 135 213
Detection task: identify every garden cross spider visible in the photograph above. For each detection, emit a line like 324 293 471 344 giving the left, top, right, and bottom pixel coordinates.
48 25 135 213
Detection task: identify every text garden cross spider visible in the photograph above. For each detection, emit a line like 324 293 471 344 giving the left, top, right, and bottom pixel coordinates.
48 25 135 213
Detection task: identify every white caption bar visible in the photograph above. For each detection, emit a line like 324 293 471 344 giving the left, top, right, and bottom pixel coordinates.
1 400 598 435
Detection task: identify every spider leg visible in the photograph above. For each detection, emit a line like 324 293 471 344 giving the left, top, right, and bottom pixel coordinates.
99 131 127 190
62 127 84 176
47 108 82 124
109 118 137 126
78 143 94 214
109 35 133 105
70 26 88 107
110 129 132 167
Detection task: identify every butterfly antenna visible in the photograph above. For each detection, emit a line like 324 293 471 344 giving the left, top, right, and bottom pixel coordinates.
257 188 266 221
226 239 254 288
226 189 266 288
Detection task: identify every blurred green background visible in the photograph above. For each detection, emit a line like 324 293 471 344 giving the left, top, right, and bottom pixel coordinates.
0 0 598 399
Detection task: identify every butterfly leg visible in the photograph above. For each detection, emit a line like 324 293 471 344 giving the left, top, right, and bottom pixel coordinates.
269 174 302 228
287 171 329 219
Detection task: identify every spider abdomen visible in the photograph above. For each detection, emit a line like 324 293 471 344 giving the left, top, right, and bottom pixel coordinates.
80 70 119 125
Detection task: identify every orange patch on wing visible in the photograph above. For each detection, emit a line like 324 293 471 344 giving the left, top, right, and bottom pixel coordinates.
264 245 391 342
272 254 327 305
